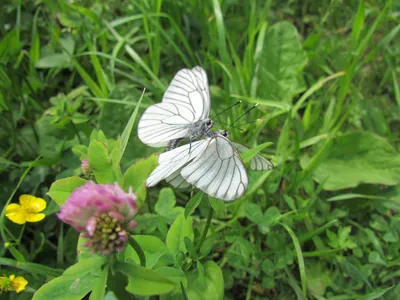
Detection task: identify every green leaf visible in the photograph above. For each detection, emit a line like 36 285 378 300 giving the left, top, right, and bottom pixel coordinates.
155 267 186 283
258 206 281 234
166 214 194 255
155 188 176 217
0 29 20 59
186 261 224 300
124 235 174 268
184 192 204 218
33 256 104 300
358 285 394 300
209 197 225 216
120 89 145 161
47 176 87 205
63 256 106 277
368 251 387 266
110 138 123 185
33 273 99 300
123 155 158 206
257 21 307 103
115 261 177 296
300 132 400 190
88 139 115 184
89 265 108 300
184 237 198 259
276 117 291 164
305 262 332 296
99 86 137 139
36 53 70 69
245 203 263 224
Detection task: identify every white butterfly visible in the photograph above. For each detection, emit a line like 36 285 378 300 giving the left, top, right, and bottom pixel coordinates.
146 130 274 201
138 66 213 149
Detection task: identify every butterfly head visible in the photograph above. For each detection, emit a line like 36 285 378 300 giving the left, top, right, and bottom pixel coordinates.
205 119 214 130
220 130 230 138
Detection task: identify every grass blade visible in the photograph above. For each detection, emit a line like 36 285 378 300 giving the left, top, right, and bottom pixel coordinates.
120 89 146 161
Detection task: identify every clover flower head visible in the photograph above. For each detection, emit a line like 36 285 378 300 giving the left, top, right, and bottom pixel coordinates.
58 181 138 255
5 195 46 225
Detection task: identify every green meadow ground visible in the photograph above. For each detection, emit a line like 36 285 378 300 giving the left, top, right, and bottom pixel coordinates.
1 0 400 299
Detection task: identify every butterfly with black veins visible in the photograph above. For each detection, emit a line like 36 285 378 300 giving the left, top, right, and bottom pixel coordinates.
146 130 274 201
138 66 214 150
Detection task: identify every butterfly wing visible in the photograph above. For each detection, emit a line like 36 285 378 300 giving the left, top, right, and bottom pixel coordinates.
232 142 274 171
146 139 208 187
165 171 191 189
138 67 210 147
181 135 248 201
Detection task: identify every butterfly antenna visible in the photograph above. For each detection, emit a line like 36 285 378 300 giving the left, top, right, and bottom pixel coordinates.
228 119 260 131
211 101 242 120
227 103 259 130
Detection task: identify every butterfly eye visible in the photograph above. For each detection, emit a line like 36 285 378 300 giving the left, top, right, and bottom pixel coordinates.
206 120 212 126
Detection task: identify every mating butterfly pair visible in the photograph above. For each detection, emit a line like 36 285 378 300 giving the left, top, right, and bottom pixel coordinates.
138 67 273 201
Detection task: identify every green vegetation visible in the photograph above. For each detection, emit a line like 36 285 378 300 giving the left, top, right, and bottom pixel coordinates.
1 0 400 299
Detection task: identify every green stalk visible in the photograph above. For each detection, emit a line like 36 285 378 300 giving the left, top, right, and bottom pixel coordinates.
196 208 214 251
128 236 146 267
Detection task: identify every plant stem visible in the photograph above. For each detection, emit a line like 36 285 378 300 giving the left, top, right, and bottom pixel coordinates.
71 122 83 144
245 276 254 300
196 208 214 251
128 236 146 267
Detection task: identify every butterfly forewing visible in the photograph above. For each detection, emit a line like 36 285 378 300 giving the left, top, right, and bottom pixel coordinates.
138 67 210 147
181 135 249 201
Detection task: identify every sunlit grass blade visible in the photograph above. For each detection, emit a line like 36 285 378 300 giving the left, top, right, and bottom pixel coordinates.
85 38 109 97
0 257 63 277
230 94 291 110
241 142 273 163
392 70 400 107
281 222 307 299
104 20 165 91
72 59 105 98
211 0 231 68
291 71 345 117
120 89 146 161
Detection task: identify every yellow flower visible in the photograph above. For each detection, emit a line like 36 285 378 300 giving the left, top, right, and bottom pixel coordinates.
0 275 28 293
9 275 28 293
5 195 46 225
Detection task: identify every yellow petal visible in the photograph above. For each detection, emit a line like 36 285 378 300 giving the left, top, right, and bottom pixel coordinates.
11 276 28 293
19 194 36 207
9 275 15 280
26 213 46 223
6 209 27 225
20 194 46 212
5 203 22 213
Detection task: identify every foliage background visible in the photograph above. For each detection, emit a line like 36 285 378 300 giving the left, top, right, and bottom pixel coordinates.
1 0 400 299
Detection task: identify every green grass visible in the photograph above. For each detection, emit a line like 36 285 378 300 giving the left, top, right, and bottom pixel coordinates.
1 0 400 299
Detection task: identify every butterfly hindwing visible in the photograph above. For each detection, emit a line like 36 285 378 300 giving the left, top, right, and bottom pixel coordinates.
146 140 208 187
181 135 249 201
232 142 274 171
